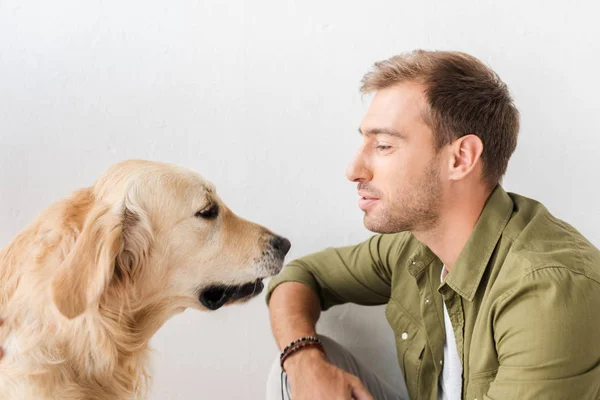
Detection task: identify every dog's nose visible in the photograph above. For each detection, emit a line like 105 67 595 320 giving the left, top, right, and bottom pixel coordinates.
271 236 291 257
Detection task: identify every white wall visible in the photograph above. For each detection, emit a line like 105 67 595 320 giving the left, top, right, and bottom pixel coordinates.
1 0 599 399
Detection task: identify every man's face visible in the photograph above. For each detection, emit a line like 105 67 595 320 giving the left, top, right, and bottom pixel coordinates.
346 82 444 234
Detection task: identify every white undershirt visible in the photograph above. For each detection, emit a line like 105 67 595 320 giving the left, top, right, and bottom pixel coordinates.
439 266 462 400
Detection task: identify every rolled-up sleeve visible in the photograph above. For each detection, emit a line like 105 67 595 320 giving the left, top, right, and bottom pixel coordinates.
485 266 600 399
266 233 410 310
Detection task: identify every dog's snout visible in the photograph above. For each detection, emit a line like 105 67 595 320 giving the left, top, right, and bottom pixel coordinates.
270 236 291 257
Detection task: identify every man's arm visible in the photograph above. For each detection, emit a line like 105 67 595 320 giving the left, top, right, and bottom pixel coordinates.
485 267 600 399
268 281 374 400
266 233 413 351
266 232 412 310
266 233 413 400
268 282 325 368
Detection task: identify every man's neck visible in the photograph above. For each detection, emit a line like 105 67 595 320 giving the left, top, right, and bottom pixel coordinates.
413 185 493 271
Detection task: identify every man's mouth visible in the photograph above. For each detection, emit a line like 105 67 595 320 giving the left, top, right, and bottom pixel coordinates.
358 191 380 211
199 280 265 311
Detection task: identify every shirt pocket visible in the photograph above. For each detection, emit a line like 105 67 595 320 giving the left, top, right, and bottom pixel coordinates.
385 300 426 399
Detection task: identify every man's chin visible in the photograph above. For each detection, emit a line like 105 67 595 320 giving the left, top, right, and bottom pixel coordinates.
363 216 398 234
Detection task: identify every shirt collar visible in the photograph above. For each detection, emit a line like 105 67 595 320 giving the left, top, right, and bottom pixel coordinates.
407 185 514 301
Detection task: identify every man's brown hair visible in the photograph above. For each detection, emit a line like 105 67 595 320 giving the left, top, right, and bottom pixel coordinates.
361 49 520 187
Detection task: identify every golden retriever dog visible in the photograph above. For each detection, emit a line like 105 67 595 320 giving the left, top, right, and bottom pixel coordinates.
0 159 291 399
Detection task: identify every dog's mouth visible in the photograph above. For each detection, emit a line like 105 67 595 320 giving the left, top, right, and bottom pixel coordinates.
199 279 265 311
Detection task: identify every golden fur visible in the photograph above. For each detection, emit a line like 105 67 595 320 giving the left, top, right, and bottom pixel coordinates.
0 160 289 399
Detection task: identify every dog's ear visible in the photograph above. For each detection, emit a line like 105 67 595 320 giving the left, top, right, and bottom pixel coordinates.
51 191 153 319
114 196 153 286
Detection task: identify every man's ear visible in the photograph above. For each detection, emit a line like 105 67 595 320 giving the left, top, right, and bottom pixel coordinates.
51 191 153 319
447 134 484 181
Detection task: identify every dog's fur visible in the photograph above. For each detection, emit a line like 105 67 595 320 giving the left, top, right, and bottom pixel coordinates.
0 160 289 399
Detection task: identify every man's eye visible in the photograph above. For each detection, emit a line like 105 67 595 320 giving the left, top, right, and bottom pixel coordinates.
377 145 392 151
195 204 219 219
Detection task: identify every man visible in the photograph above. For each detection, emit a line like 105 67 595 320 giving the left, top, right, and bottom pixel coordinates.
266 50 600 400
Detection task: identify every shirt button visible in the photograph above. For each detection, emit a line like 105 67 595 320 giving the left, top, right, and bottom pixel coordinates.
440 360 443 365
425 298 430 304
411 260 416 265
401 332 408 340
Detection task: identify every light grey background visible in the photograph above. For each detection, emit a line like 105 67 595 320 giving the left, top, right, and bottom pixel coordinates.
1 0 599 399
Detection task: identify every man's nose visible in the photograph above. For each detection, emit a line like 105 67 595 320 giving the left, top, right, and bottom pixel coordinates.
346 150 372 182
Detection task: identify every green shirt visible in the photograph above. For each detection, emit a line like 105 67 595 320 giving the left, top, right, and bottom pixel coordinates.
266 186 600 400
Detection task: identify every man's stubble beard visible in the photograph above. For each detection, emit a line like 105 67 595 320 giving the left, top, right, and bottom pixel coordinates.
363 157 443 234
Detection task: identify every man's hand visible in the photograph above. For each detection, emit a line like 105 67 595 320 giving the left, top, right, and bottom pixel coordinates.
284 348 374 400
269 283 373 399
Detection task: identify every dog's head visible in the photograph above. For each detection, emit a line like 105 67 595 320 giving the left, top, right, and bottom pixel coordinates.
50 160 290 319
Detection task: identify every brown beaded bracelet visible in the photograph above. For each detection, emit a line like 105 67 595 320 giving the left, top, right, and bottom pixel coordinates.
280 337 325 371
279 335 321 359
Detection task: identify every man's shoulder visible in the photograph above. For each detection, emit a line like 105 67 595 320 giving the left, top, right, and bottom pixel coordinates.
499 191 600 283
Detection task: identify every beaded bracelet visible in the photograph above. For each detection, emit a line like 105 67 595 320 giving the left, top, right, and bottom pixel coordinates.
280 336 320 359
279 336 325 371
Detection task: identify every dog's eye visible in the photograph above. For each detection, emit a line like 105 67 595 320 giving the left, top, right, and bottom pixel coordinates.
195 204 219 219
